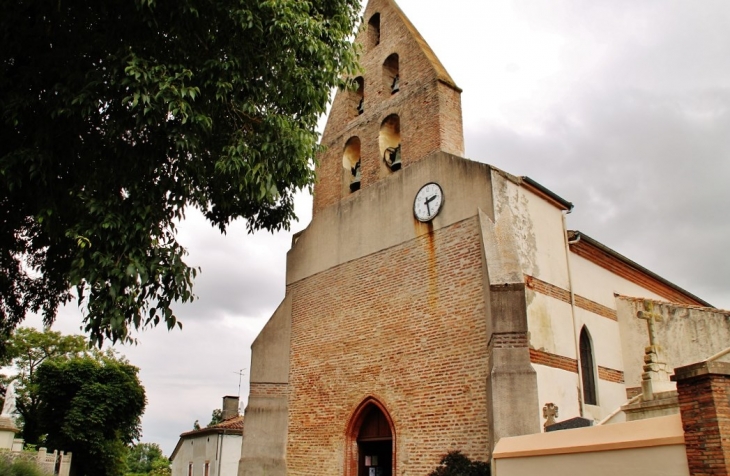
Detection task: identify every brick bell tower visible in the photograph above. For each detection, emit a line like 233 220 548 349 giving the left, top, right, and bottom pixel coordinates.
312 0 465 216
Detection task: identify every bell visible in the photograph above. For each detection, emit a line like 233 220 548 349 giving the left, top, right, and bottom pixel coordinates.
357 98 364 115
383 145 401 171
350 160 361 192
391 75 400 94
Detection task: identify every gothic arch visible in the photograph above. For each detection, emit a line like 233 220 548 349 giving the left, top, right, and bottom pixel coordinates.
344 397 396 476
579 326 598 405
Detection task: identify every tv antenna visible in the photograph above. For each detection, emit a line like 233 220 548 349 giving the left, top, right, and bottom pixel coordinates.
234 369 246 400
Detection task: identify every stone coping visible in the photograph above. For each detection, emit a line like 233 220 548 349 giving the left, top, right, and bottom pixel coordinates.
671 361 730 382
492 414 684 459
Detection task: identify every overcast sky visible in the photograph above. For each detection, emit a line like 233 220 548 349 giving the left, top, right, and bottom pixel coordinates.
21 0 730 456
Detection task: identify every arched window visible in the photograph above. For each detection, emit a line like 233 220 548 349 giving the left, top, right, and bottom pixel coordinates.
343 137 361 192
367 13 381 50
345 398 395 476
383 54 399 94
379 115 401 171
580 326 597 405
353 76 364 116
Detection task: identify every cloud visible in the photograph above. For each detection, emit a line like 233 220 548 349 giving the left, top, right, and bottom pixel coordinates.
466 85 730 308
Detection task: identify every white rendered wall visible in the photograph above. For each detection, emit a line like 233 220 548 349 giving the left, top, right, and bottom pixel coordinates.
491 170 697 426
172 434 243 476
569 253 665 309
220 435 242 476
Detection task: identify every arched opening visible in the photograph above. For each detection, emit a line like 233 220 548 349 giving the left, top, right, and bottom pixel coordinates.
379 114 401 171
367 13 380 50
580 326 598 405
345 398 395 476
383 54 399 94
353 76 364 116
343 137 361 192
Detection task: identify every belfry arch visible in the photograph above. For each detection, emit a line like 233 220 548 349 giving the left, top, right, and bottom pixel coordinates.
345 398 395 476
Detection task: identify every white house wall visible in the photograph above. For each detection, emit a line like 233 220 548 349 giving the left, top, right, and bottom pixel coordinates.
172 433 242 476
220 436 243 476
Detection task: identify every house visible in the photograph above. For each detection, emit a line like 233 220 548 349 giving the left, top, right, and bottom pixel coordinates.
236 1 729 475
171 396 243 476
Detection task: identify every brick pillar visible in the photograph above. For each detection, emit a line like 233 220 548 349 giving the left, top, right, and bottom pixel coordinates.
672 361 730 476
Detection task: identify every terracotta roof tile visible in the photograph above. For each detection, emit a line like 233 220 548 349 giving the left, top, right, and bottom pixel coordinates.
210 415 244 431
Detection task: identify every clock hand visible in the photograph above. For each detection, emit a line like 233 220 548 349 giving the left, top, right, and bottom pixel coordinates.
424 195 438 215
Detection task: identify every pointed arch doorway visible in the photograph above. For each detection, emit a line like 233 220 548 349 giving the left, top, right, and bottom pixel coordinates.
345 398 395 476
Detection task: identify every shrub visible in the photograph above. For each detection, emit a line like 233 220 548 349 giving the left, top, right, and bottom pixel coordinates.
0 454 47 476
429 450 490 476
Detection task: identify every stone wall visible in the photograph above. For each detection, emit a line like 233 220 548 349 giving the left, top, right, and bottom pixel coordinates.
618 297 730 389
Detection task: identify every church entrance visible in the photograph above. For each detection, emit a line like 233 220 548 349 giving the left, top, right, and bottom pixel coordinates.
346 399 394 476
358 439 392 476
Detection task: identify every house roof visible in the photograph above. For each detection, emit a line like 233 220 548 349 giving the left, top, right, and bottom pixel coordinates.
569 231 713 307
177 415 244 438
170 415 244 462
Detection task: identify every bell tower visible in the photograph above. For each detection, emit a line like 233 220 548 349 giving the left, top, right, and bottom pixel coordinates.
312 0 464 216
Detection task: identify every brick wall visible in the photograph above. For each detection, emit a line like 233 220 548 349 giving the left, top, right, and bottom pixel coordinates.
313 0 464 216
597 366 625 384
249 383 290 398
525 275 617 321
529 349 625 384
673 361 730 476
286 217 490 475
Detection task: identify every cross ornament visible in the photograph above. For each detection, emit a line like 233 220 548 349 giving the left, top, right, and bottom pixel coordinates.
543 403 558 430
637 302 663 347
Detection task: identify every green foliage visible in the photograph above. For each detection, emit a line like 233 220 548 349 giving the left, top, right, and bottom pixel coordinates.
0 455 46 476
429 451 490 476
126 442 169 475
1 327 88 444
208 408 223 426
0 0 362 350
36 353 146 476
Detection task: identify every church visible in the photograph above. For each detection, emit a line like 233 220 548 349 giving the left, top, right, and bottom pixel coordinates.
236 1 729 475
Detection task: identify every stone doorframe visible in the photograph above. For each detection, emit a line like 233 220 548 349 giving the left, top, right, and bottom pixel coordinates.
344 396 396 476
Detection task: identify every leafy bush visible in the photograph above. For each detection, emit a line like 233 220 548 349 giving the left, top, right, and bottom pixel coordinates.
429 451 490 476
0 454 47 476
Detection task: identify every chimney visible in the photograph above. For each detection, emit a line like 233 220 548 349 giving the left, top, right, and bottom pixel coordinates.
222 396 239 421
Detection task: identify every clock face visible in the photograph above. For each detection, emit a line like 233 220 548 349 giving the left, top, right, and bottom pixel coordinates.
413 182 444 222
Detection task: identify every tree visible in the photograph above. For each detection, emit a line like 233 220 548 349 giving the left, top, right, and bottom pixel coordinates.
428 451 490 476
0 327 87 444
35 352 146 476
126 442 170 476
208 408 223 426
0 0 362 351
